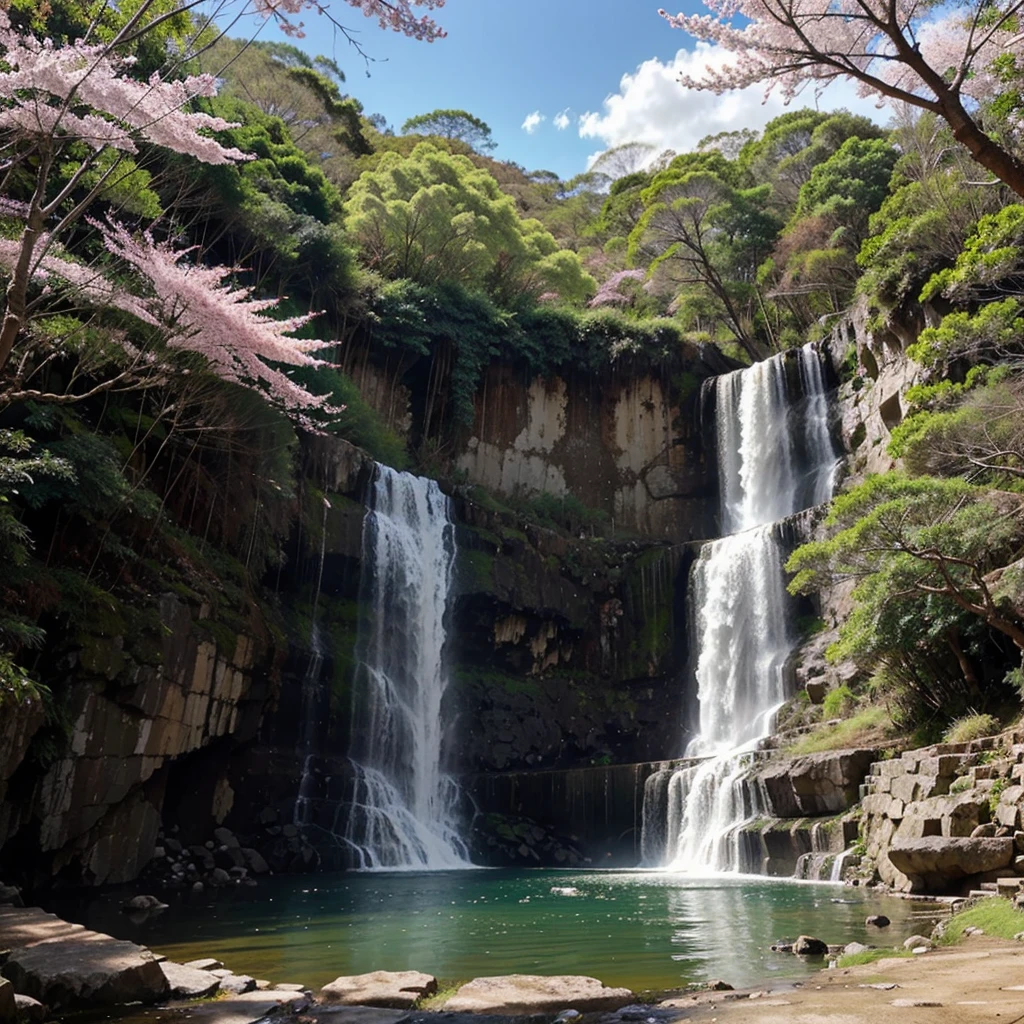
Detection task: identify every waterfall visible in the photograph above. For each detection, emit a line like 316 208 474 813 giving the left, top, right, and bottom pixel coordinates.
344 466 471 870
653 343 837 873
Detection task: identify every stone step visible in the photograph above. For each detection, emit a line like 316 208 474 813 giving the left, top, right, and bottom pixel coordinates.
980 882 999 891
968 890 993 900
996 877 1024 897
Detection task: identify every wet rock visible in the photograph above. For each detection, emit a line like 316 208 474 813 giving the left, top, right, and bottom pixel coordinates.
122 895 168 912
866 915 891 928
13 994 45 1023
321 971 438 1009
160 962 221 999
705 980 733 991
444 975 633 1014
793 935 828 955
210 867 231 886
2 932 169 1009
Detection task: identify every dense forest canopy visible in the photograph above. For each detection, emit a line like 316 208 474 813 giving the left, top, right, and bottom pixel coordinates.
0 0 1022 744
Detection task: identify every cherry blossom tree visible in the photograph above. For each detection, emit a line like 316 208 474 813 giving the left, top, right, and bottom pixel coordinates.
659 0 1024 197
0 0 444 418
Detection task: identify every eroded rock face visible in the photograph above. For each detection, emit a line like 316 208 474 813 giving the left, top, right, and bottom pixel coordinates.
320 971 437 1009
2 932 169 1009
757 749 877 817
888 836 1014 891
443 975 634 1014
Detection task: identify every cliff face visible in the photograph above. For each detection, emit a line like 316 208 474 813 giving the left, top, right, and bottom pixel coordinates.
0 346 714 886
455 367 715 542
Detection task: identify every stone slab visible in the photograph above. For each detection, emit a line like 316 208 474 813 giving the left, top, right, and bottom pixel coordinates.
444 975 634 1014
1 930 169 1009
0 907 85 950
160 961 221 999
173 989 308 1024
185 958 226 972
321 971 437 1009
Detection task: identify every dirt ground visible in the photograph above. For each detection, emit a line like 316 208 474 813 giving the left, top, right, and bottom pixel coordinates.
661 935 1024 1023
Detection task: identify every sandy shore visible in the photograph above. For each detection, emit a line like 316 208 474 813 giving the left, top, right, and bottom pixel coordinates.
661 935 1024 1023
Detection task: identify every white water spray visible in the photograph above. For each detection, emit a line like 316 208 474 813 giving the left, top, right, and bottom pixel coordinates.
344 466 471 870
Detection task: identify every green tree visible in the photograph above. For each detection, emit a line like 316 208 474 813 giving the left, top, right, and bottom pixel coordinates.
788 474 1024 664
344 143 594 304
401 109 497 153
630 161 781 360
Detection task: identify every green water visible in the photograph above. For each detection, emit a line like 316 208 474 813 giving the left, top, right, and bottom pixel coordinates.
53 870 944 992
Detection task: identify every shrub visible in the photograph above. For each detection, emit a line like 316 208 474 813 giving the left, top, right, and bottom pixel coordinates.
822 684 856 719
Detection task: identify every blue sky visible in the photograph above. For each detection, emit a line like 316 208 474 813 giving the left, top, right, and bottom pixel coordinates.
250 0 884 179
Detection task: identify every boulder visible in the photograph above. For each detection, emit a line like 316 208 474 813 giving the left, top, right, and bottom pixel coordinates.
444 975 634 1014
0 886 23 908
159 962 221 999
122 895 168 913
2 932 169 1009
792 935 828 956
218 974 257 995
321 971 437 1009
13 995 45 1023
866 915 891 928
843 942 872 956
0 979 14 1024
903 935 934 950
241 848 270 874
889 836 1015 890
757 749 877 816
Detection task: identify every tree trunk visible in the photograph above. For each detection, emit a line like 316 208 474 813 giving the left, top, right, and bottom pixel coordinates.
940 99 1024 198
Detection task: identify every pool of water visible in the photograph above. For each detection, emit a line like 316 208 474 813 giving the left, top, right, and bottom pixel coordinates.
49 869 945 992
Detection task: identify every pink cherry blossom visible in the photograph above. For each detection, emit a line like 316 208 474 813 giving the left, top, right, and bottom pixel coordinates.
252 0 446 41
0 11 250 164
589 269 645 308
98 220 337 421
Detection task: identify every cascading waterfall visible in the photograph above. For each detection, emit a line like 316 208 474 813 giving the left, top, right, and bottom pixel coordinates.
344 465 471 870
650 343 838 873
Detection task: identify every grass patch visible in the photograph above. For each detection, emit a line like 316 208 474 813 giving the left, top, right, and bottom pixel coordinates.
786 705 894 754
416 982 463 1010
940 897 1024 944
836 948 914 968
943 713 1000 745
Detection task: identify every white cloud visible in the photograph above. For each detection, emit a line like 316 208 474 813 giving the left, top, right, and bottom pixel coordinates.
521 110 546 135
578 43 886 166
553 108 572 131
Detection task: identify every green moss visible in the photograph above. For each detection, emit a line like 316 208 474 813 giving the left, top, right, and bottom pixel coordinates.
453 667 542 698
461 549 495 589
